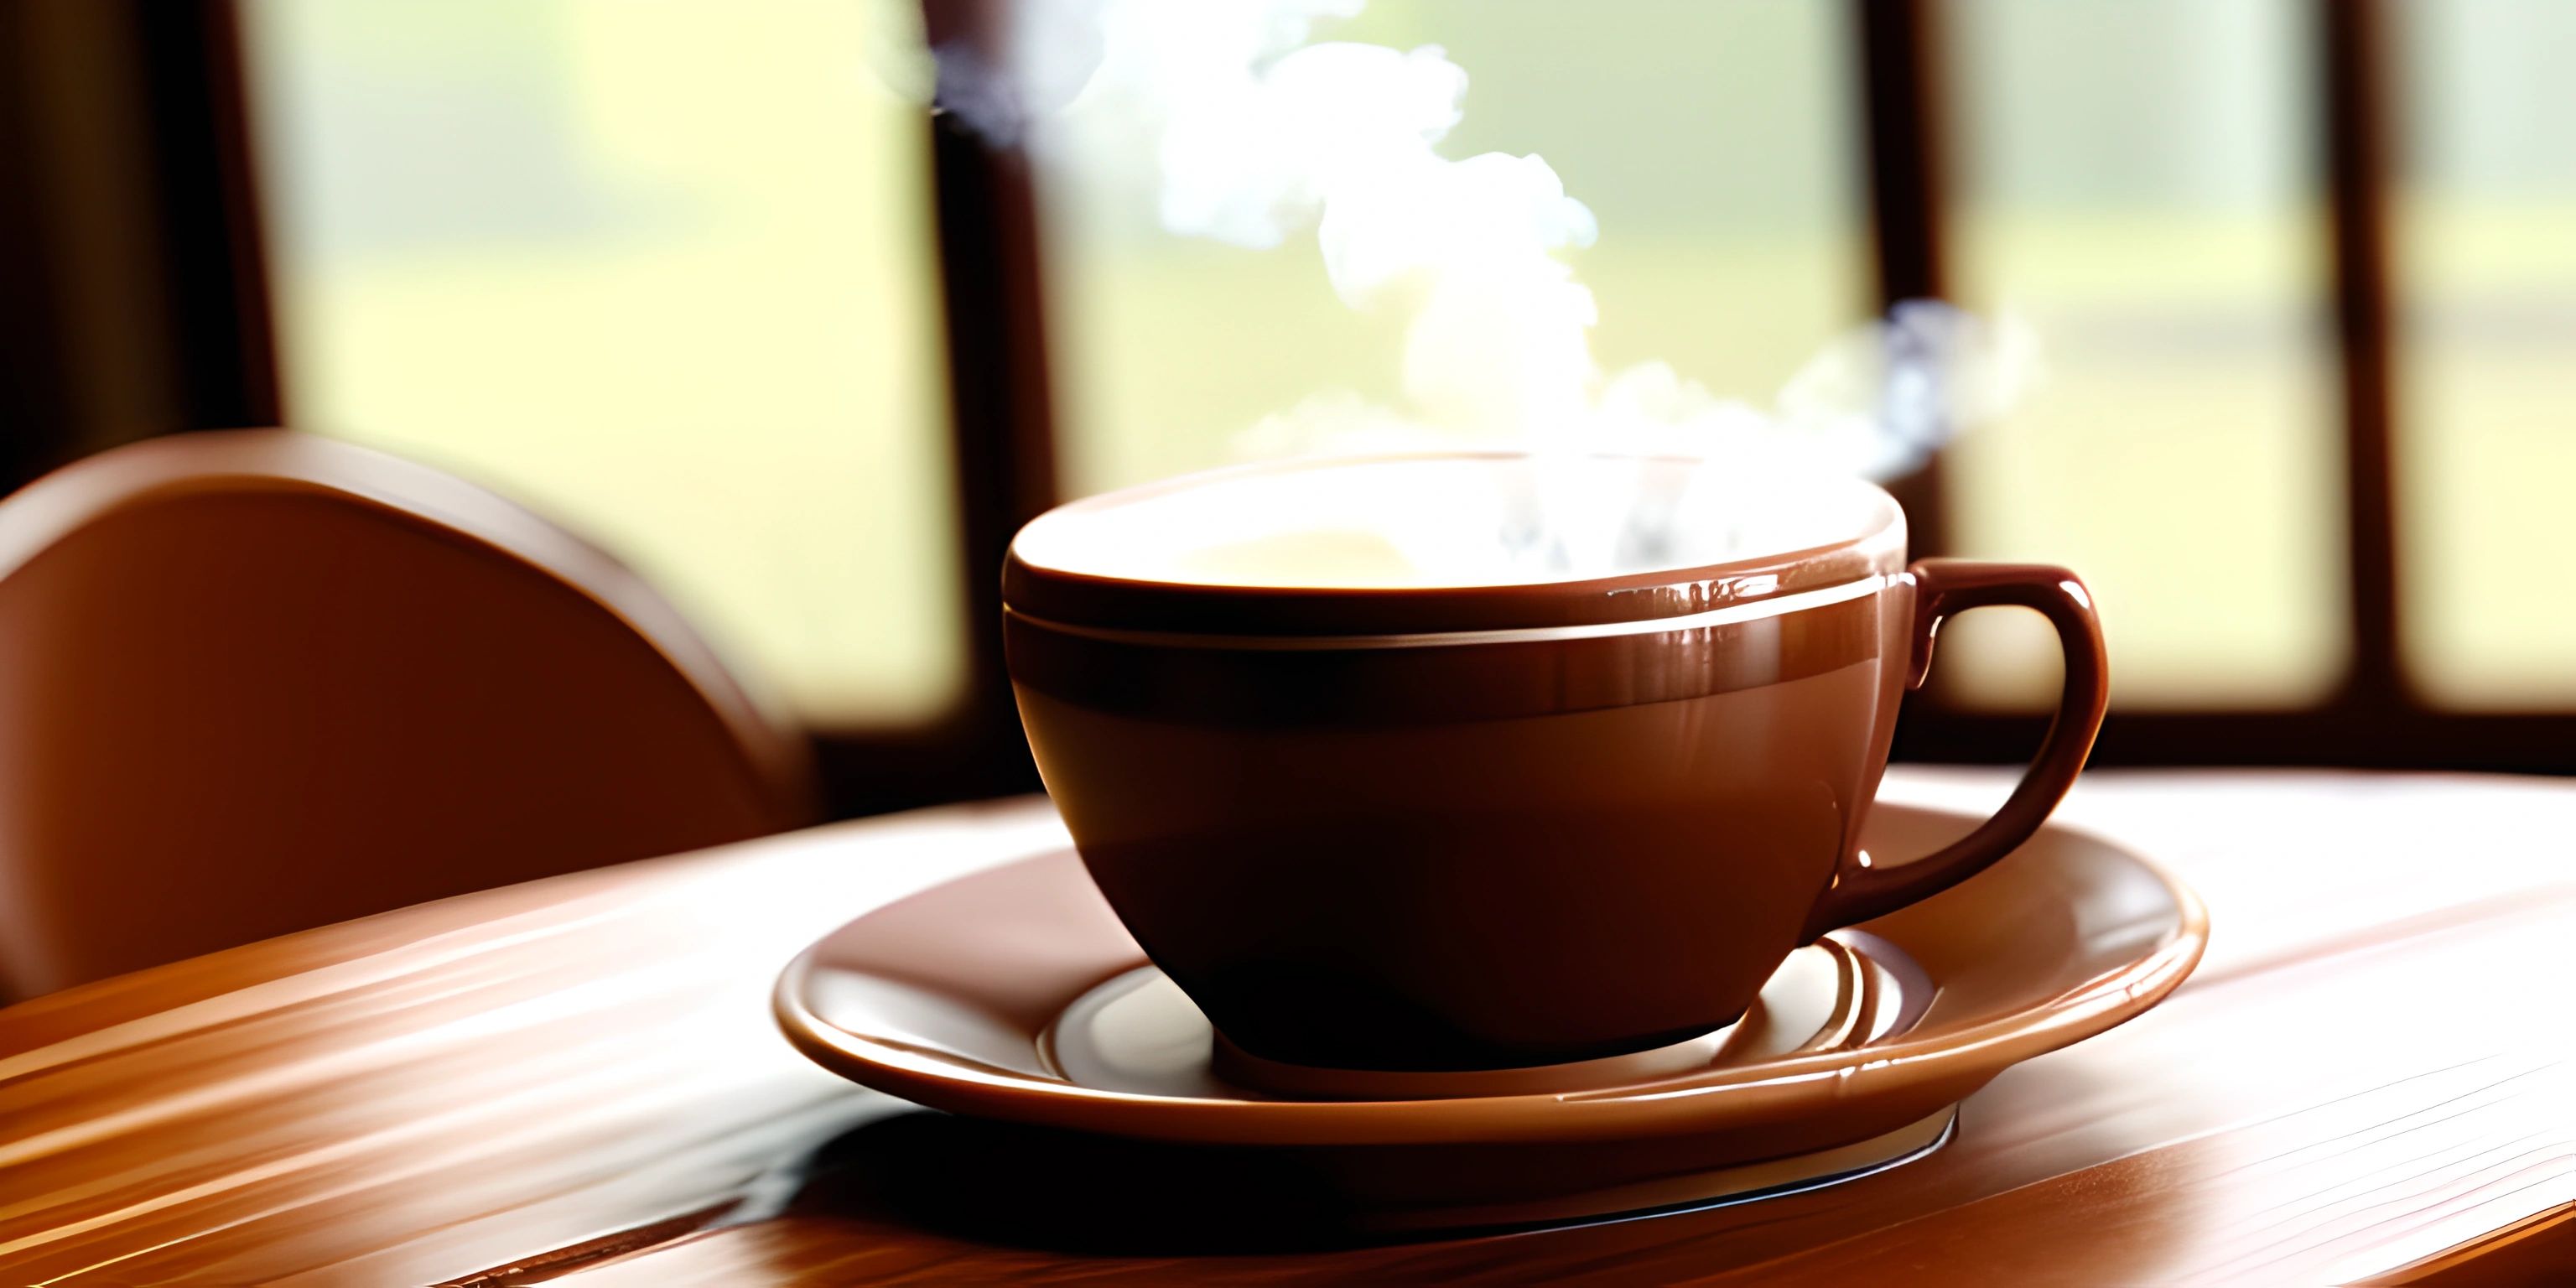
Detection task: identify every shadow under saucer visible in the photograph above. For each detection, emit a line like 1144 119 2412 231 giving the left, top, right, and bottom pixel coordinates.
774 1104 1953 1258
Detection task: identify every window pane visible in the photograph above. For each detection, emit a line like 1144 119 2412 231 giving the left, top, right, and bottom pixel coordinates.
2393 0 2576 709
242 0 961 724
1037 0 1870 496
1937 0 2346 709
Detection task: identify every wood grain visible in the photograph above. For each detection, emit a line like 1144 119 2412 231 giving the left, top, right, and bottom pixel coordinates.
5 771 2575 1285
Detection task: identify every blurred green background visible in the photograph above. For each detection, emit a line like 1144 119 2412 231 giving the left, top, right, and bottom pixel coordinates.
240 0 2576 724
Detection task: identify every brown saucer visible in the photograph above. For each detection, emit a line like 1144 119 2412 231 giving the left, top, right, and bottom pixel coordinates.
775 802 2206 1229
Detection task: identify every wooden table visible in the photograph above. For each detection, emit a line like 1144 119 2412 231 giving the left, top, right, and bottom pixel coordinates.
6 770 2574 1285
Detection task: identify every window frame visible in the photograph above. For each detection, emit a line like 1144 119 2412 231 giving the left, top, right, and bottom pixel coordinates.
1869 0 2576 771
23 0 2575 825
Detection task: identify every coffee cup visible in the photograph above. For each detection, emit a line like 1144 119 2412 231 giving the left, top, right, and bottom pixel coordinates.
1004 452 2106 1072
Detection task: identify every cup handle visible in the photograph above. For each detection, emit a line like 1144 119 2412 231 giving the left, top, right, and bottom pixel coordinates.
1800 558 2110 939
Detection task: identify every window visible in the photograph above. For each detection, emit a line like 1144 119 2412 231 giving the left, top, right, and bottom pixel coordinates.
30 0 2576 800
2392 0 2576 709
242 0 962 724
1938 0 2346 710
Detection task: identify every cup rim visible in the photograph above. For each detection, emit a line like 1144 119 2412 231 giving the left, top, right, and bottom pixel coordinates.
1003 451 1907 638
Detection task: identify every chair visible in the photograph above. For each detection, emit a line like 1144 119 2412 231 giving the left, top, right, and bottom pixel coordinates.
0 430 818 997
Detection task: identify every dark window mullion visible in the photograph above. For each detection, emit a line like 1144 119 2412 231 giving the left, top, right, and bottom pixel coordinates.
1852 0 1953 562
0 0 278 493
918 0 1060 801
138 0 283 432
2319 0 2404 709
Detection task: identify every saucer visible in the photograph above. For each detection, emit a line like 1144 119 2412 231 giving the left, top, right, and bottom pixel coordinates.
775 802 2206 1230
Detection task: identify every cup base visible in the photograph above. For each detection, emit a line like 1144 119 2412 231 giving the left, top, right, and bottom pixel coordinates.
1210 1022 1740 1100
1198 935 1885 1100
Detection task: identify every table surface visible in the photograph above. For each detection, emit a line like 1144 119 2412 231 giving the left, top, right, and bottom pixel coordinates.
6 769 2576 1285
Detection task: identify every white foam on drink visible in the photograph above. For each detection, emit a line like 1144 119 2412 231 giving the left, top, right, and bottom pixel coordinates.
1015 455 1893 589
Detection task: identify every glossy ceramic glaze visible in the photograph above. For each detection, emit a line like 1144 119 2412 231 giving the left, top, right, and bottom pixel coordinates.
775 802 2207 1227
1004 452 2109 1070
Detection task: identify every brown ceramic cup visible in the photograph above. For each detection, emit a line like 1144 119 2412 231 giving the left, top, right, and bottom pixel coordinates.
1004 453 2106 1072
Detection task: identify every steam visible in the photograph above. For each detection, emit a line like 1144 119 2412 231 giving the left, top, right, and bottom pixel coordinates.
929 0 2038 574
